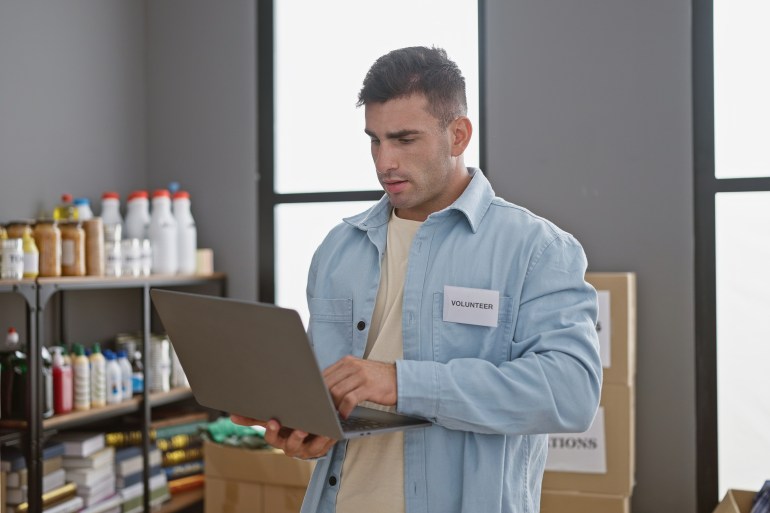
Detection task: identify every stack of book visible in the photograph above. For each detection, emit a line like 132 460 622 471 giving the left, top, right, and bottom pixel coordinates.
53 432 118 512
154 412 207 492
114 444 169 512
104 411 208 497
0 442 80 513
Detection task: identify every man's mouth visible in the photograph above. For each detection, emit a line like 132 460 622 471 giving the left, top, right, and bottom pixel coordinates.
382 179 409 194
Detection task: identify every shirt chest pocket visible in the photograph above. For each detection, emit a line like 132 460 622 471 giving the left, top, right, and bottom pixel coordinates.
431 292 515 364
308 298 353 369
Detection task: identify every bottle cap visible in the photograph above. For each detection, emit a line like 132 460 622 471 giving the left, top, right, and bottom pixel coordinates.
117 350 127 358
173 191 190 200
168 182 180 194
92 343 101 354
128 190 149 201
61 193 73 203
73 198 90 206
102 192 120 200
152 189 170 198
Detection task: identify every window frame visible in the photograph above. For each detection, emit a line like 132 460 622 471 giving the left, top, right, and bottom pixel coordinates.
256 0 487 303
693 1 770 511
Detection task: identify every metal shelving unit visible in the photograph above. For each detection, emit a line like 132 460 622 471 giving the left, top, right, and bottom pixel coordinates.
0 273 226 513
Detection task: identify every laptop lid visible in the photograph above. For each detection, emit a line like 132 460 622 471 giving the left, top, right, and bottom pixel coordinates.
150 289 430 440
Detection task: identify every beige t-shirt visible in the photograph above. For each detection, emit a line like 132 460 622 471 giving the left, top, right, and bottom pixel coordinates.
335 209 422 513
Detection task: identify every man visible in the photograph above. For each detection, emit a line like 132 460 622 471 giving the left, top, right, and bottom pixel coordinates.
233 46 602 513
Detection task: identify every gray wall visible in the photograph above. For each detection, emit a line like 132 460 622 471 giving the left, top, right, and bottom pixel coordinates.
146 0 257 301
484 2 695 512
0 0 146 218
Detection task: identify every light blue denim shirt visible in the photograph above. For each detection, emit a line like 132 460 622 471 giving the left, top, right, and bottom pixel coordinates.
301 168 602 513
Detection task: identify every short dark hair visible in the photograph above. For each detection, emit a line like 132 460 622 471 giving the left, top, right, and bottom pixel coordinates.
357 46 467 127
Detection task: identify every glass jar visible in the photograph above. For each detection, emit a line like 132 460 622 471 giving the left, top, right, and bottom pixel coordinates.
60 221 85 277
5 221 32 240
33 221 61 277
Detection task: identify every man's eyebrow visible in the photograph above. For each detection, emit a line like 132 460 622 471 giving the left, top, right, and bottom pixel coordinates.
364 128 423 139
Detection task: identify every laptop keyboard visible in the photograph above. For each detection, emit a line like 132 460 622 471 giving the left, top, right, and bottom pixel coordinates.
339 415 391 432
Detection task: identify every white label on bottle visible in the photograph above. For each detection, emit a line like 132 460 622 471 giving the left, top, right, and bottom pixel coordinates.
62 240 75 266
23 252 39 275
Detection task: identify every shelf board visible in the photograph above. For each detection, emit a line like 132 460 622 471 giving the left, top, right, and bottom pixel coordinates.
0 387 194 431
36 272 225 292
159 488 204 513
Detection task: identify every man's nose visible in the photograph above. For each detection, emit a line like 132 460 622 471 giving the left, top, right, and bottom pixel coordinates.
374 143 398 173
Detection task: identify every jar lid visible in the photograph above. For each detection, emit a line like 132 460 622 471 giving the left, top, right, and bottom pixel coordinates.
6 219 34 227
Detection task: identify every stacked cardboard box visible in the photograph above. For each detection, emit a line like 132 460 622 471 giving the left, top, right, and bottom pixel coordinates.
541 272 636 513
204 440 315 513
713 489 756 513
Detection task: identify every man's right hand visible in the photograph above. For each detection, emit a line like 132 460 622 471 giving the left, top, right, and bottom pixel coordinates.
229 415 336 460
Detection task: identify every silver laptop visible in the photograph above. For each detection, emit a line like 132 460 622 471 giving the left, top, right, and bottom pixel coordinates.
150 289 431 440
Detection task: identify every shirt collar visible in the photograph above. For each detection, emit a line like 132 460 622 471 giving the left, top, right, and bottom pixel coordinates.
344 167 494 234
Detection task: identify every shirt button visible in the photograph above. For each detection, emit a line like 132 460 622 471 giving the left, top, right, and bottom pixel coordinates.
357 321 366 331
329 475 338 486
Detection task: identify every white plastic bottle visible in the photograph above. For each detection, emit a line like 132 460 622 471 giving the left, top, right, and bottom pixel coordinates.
149 189 178 275
73 198 94 221
90 343 106 408
72 345 91 411
100 192 123 234
116 350 133 401
104 350 122 404
124 190 151 240
172 191 197 274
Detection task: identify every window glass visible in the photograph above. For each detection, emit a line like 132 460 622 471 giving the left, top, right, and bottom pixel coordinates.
274 0 479 193
275 201 378 325
715 191 770 495
714 1 770 178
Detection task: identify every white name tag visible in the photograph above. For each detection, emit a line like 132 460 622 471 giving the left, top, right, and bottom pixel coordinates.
443 285 499 328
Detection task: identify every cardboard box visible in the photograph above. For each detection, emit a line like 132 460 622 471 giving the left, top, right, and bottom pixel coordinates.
204 440 315 513
540 490 630 513
585 272 636 386
713 489 756 513
543 383 635 495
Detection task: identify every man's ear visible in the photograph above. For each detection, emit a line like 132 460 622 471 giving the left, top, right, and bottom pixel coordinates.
449 116 472 157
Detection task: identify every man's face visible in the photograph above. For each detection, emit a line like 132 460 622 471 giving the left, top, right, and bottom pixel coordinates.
364 94 468 222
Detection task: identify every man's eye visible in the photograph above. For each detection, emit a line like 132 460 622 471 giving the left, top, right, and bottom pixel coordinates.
399 138 414 144
370 139 380 145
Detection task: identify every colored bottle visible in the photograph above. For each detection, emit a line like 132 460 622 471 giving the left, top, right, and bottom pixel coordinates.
53 194 79 222
117 350 133 401
149 189 178 274
100 192 123 232
125 190 151 240
1 328 22 418
73 198 94 220
172 191 197 274
21 227 39 278
73 344 91 411
41 346 53 418
51 347 73 415
90 343 106 408
104 350 122 404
